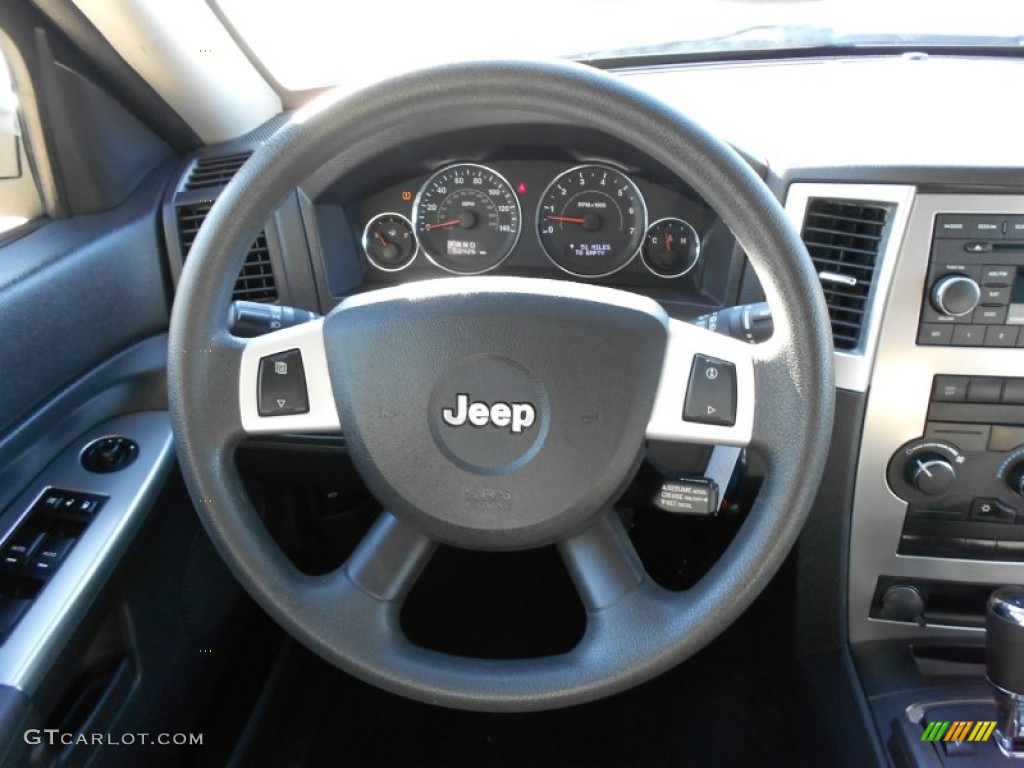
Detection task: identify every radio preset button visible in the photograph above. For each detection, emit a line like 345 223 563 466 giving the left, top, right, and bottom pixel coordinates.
985 326 1019 347
952 325 985 346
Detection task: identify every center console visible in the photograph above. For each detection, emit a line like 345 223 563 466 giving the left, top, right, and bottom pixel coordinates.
849 195 1024 644
840 193 1024 764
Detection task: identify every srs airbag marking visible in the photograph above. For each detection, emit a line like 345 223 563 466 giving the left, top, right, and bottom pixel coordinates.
442 393 536 433
463 488 513 511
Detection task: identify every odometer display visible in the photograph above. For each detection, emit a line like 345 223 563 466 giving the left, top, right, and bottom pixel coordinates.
412 164 521 274
537 165 647 278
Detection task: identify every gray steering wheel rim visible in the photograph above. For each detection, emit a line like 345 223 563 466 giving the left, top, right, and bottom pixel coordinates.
168 59 834 712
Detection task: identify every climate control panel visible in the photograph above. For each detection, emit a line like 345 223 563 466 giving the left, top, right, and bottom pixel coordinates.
886 375 1024 561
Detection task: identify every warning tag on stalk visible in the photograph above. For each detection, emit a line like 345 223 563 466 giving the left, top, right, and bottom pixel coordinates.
652 476 719 516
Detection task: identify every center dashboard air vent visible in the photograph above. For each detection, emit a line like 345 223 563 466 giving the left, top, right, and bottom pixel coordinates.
800 198 890 351
174 151 278 303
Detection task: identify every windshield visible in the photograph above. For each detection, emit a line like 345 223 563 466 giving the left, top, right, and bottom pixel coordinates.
215 0 1024 91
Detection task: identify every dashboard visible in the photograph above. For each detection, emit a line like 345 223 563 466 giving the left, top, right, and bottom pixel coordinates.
153 51 1024 759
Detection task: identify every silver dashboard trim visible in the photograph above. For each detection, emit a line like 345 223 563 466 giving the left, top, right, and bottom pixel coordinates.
0 412 175 692
784 183 916 393
848 194 1024 646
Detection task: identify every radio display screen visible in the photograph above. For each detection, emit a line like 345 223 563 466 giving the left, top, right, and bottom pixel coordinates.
1009 267 1024 325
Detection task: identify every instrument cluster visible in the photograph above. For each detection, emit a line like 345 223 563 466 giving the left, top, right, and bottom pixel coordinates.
355 158 713 286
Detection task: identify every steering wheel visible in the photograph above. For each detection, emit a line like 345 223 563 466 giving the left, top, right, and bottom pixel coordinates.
168 59 834 712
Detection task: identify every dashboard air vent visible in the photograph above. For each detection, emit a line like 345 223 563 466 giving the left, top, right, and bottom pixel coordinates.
800 198 889 352
176 202 278 303
184 152 252 190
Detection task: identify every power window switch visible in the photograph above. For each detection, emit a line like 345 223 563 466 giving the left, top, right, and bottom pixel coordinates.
0 529 46 569
28 536 75 577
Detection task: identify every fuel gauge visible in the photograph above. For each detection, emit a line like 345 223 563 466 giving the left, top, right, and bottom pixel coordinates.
362 213 418 272
641 217 701 278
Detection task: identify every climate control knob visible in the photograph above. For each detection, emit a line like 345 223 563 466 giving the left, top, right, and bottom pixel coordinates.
906 454 956 496
1006 462 1024 497
931 274 981 317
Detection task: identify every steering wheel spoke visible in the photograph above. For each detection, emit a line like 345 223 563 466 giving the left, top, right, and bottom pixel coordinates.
237 318 342 435
558 509 646 612
646 318 756 447
345 512 438 603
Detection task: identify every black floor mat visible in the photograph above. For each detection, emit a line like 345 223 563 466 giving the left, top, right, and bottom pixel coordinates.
227 578 845 768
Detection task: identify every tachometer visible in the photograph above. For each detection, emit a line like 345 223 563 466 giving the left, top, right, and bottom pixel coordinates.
537 165 647 278
412 164 521 274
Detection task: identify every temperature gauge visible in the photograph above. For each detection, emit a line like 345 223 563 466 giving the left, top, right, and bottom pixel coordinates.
641 217 701 278
362 213 418 272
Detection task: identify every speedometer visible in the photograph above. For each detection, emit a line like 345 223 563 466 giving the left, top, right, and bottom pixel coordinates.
537 165 647 278
412 164 521 274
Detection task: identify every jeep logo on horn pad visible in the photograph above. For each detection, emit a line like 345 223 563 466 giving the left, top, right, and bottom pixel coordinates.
442 394 537 434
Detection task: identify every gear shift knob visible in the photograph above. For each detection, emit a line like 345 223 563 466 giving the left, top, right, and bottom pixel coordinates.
987 586 1024 756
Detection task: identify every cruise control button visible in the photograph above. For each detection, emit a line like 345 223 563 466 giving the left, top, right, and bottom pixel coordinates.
682 355 736 427
257 350 310 417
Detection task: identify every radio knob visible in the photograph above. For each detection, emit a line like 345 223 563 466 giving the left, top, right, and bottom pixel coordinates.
931 274 981 317
907 454 956 496
1006 462 1024 497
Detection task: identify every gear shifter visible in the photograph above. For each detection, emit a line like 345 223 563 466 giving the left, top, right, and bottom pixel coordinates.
987 587 1024 757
